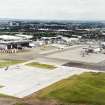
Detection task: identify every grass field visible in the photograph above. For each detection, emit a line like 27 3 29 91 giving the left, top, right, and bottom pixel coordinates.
0 60 24 68
35 72 105 105
26 62 56 70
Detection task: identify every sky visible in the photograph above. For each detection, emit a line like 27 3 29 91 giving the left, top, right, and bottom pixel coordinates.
0 0 104 20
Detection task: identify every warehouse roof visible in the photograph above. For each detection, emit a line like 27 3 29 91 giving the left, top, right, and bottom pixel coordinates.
0 35 21 40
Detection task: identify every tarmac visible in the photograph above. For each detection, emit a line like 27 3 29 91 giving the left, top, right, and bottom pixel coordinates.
0 64 101 98
0 45 105 98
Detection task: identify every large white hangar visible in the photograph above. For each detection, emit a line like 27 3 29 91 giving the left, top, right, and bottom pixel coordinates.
0 35 32 49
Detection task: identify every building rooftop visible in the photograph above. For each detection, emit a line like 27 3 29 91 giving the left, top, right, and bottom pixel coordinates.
0 35 21 41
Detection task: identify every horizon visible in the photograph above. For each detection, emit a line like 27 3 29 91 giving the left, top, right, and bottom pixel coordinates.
0 18 105 22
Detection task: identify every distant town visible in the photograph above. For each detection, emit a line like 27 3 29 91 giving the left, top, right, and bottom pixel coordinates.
0 20 105 40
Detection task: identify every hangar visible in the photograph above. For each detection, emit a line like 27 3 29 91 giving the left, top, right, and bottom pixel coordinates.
0 35 32 49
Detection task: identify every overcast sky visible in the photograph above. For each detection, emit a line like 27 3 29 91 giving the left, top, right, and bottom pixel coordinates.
0 0 104 20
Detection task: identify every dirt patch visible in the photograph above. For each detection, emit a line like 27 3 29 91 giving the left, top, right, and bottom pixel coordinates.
22 98 58 105
0 97 18 105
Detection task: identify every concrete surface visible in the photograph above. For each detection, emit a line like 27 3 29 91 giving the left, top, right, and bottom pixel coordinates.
47 47 105 63
0 65 97 98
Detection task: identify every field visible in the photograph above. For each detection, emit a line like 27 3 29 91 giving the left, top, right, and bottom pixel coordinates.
32 72 105 105
0 60 24 68
26 62 56 70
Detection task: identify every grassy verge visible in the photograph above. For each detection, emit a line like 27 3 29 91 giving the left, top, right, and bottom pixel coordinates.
0 60 24 68
0 93 16 98
35 72 105 105
26 62 56 70
14 103 30 105
0 85 4 88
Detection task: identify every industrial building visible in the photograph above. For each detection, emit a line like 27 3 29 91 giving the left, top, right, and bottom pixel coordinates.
0 35 32 50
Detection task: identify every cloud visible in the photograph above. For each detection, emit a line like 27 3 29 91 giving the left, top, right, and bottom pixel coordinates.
0 0 104 20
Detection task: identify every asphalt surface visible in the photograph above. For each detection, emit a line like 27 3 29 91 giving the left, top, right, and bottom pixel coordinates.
63 61 105 71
